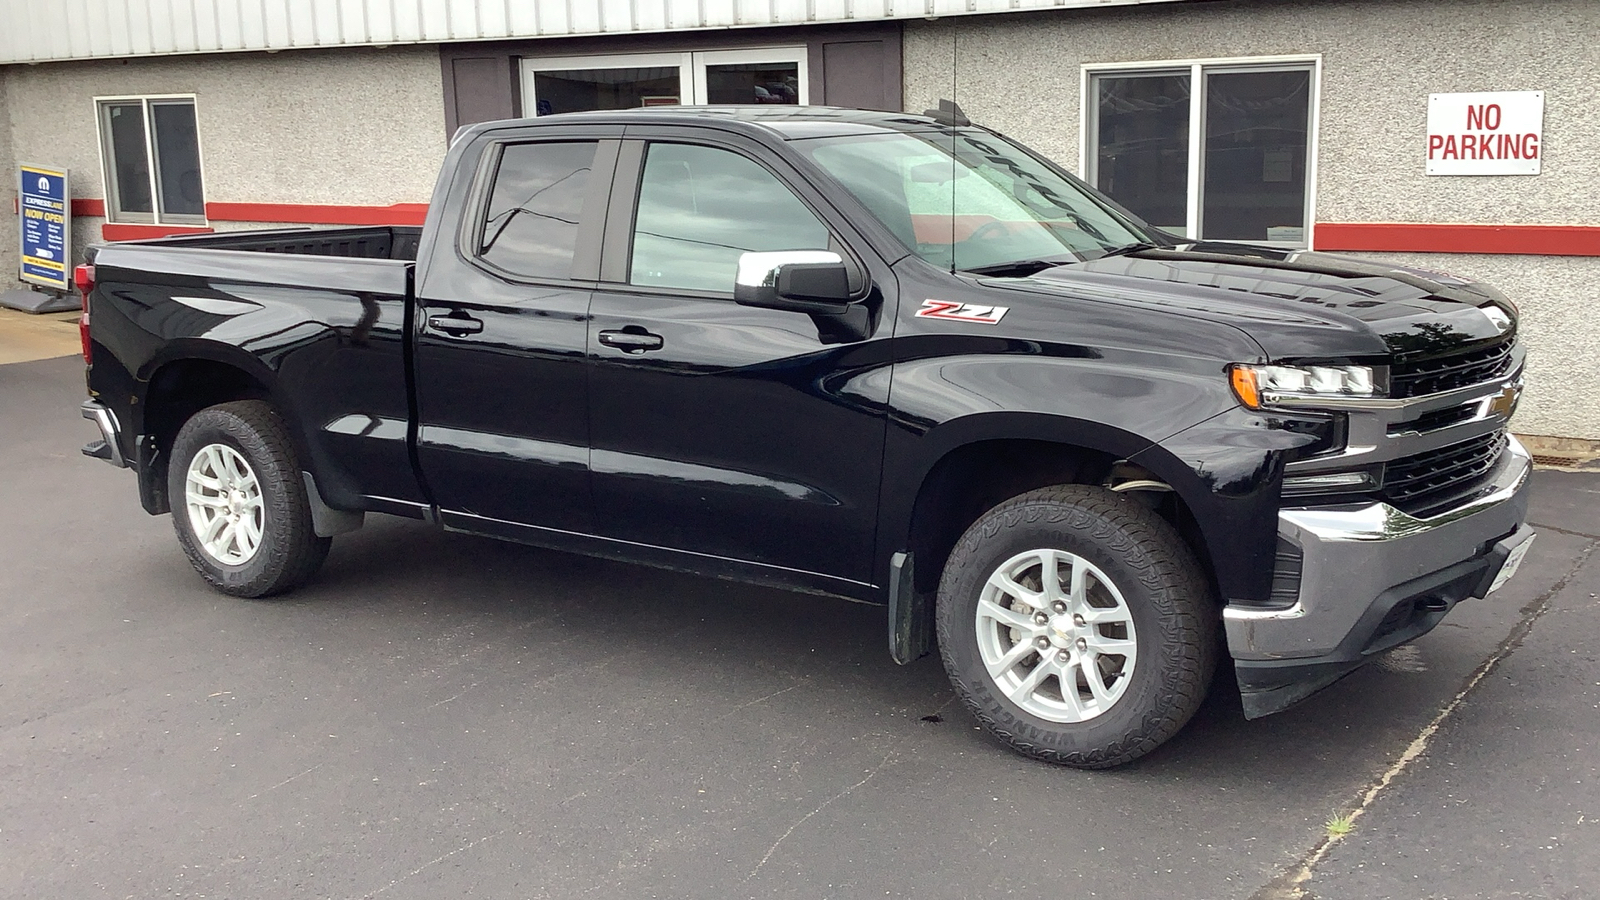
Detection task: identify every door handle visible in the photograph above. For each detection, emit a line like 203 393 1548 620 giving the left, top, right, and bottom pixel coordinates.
597 329 664 353
427 313 484 336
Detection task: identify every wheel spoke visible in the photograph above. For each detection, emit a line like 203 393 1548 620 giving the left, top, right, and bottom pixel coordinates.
1055 657 1086 718
239 515 261 554
223 450 249 485
1005 654 1055 705
977 597 1040 633
1067 556 1088 607
235 470 259 494
1038 550 1064 603
187 489 227 509
200 511 229 545
985 638 1038 680
1075 605 1127 625
213 521 238 557
1083 658 1117 707
1086 634 1137 657
987 570 1045 610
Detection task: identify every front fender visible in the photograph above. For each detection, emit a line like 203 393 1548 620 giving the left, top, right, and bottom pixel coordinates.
874 349 1332 604
873 345 1242 591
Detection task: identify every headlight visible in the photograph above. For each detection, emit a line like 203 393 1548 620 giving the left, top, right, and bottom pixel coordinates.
1229 364 1376 409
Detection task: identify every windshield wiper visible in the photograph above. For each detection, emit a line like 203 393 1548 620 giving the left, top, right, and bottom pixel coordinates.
961 258 1076 278
1092 241 1167 260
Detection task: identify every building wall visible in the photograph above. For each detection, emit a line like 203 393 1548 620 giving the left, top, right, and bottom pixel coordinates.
0 45 446 289
0 68 16 286
904 0 1600 439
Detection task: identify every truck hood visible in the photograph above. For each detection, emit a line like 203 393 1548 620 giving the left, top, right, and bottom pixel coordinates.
1003 243 1515 361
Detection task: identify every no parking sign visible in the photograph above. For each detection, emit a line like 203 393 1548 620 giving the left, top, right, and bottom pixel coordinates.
18 163 72 291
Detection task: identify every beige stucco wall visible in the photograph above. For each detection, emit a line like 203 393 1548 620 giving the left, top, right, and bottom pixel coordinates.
0 45 445 290
904 0 1600 439
0 68 15 288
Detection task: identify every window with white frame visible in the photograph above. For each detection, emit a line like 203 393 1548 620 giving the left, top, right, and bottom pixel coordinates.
96 96 206 224
1084 58 1317 245
521 48 808 116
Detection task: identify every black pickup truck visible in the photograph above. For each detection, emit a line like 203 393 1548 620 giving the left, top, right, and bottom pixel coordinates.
77 107 1534 768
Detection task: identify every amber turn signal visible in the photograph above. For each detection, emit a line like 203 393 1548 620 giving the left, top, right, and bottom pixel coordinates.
1229 365 1262 409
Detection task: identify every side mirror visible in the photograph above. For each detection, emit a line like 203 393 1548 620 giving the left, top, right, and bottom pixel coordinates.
734 251 854 315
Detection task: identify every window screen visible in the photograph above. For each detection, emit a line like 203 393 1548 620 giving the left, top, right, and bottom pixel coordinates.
478 141 598 280
629 143 830 293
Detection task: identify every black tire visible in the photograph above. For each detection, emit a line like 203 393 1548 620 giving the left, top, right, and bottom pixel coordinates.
167 400 331 598
935 485 1217 768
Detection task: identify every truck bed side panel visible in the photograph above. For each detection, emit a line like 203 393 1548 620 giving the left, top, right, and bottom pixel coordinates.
87 241 424 512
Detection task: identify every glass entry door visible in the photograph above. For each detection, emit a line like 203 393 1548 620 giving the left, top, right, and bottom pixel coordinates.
523 48 807 116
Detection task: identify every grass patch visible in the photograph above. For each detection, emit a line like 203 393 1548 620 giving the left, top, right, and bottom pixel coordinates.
1325 812 1356 839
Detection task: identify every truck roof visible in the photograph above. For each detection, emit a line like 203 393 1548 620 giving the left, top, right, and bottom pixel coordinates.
468 106 951 141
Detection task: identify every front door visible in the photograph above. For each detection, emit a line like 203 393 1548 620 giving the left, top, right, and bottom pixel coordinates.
413 134 616 536
586 138 893 588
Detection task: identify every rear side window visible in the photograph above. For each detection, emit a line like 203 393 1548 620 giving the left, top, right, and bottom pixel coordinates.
629 143 830 293
478 141 598 280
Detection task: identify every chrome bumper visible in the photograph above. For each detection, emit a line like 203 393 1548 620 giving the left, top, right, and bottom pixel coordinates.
81 399 128 468
1226 435 1533 663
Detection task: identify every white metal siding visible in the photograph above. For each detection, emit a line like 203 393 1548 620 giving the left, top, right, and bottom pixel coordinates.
0 0 1194 64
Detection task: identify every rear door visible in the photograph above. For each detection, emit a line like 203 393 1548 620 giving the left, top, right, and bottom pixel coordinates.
584 133 897 590
412 127 620 536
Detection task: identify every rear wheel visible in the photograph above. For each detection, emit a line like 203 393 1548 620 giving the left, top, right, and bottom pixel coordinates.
935 485 1216 768
168 400 330 597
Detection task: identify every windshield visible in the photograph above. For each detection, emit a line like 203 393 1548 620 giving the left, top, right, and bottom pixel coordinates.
797 128 1156 273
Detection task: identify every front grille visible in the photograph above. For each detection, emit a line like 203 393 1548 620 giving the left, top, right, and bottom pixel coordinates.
1389 335 1516 398
1388 402 1478 436
1382 431 1508 516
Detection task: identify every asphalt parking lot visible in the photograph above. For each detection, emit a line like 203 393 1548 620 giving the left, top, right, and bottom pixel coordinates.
3 352 1597 900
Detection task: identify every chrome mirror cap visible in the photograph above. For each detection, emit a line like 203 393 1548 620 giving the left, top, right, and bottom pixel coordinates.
735 250 844 288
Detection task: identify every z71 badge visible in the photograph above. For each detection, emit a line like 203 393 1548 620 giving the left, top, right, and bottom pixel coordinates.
915 300 1009 325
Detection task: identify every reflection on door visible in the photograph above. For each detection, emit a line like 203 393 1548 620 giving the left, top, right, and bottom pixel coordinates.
522 48 807 115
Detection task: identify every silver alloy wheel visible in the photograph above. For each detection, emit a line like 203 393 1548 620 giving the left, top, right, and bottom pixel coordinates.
974 548 1138 722
184 443 265 566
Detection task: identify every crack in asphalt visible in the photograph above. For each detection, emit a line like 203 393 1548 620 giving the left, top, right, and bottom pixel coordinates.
1527 519 1600 541
1246 537 1599 900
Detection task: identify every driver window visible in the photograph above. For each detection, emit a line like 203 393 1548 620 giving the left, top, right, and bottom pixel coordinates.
630 143 831 293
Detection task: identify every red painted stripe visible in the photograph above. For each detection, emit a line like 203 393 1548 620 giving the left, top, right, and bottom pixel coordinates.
1315 223 1600 257
101 223 215 241
72 198 106 217
204 201 429 226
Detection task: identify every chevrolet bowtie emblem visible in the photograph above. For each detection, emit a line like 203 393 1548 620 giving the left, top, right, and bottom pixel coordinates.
1485 383 1522 420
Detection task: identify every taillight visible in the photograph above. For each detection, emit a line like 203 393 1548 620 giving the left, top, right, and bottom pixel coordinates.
75 264 95 364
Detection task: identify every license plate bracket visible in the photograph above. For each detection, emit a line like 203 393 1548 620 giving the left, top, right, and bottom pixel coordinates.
1487 532 1535 595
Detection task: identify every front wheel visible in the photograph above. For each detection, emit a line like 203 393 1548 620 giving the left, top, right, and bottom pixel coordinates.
168 400 331 598
935 485 1217 768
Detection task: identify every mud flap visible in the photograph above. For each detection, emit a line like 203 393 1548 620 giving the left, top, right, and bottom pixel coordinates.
888 551 932 665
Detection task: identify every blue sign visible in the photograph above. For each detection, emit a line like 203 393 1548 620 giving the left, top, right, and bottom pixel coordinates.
18 164 72 291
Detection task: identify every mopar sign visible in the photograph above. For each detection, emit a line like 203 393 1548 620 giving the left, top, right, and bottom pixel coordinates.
18 163 71 290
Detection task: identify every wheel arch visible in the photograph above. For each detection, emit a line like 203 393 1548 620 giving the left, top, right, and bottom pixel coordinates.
136 344 318 515
879 413 1226 661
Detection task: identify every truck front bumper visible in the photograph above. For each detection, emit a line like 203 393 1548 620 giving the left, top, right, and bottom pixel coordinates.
1227 435 1534 718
